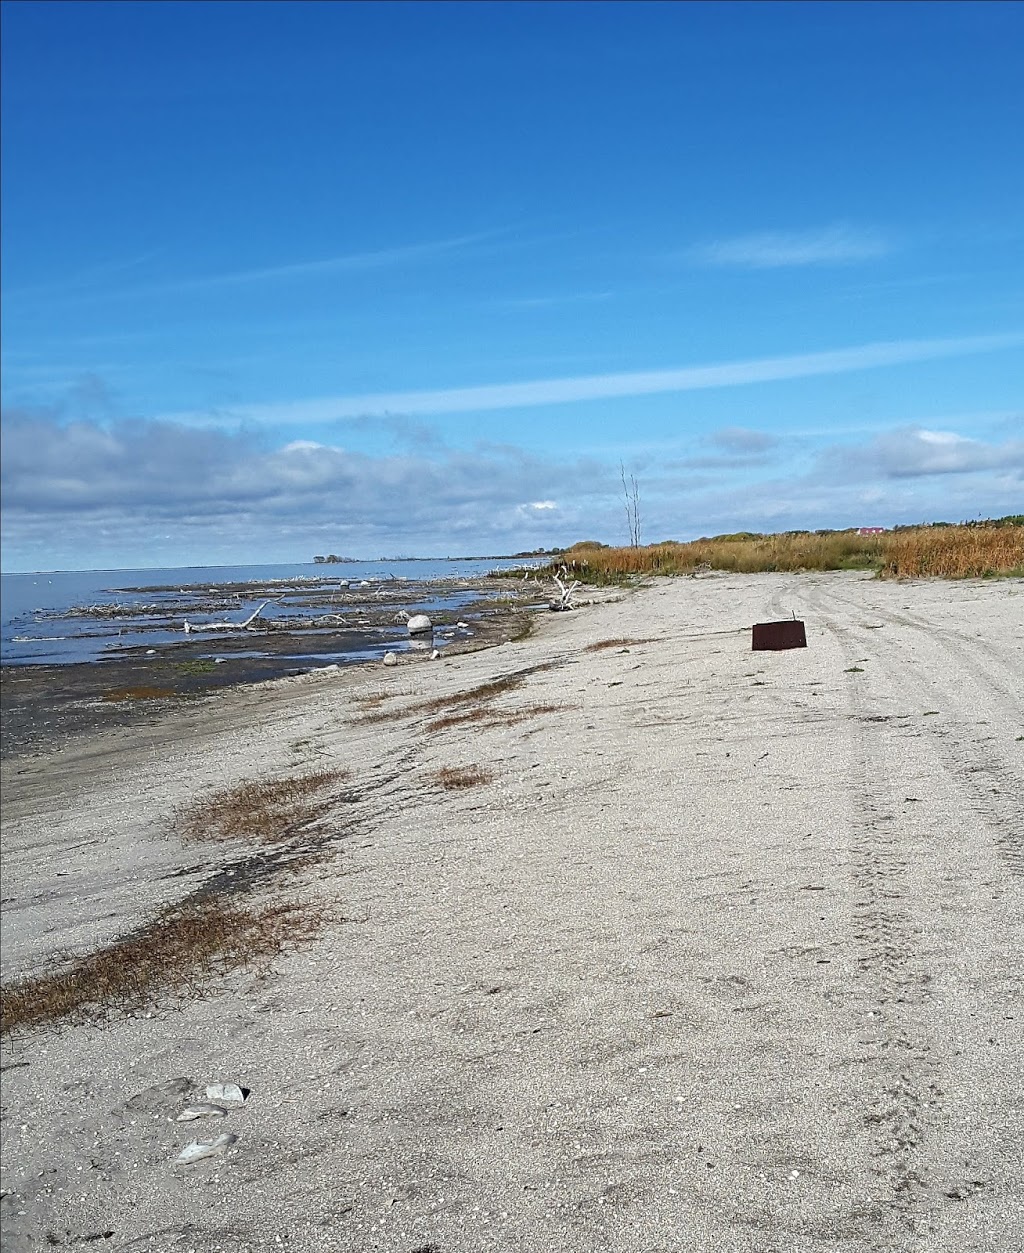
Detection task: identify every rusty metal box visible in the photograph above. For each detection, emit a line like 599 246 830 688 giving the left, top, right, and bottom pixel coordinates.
752 620 807 650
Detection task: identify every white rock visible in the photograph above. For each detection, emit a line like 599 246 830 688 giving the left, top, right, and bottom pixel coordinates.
407 614 433 635
382 651 398 667
176 1133 238 1165
204 1082 246 1103
176 1104 228 1122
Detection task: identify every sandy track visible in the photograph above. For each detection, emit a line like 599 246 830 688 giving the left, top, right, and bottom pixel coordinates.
1 571 1021 1252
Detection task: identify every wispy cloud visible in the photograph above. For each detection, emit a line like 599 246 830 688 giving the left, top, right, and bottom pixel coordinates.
167 231 499 292
495 290 613 311
691 223 889 269
5 232 501 305
161 331 1024 426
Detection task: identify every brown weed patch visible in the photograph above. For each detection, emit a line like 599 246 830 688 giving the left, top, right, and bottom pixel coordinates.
103 686 177 702
584 637 657 652
175 769 347 844
429 765 495 790
0 897 322 1035
417 674 526 714
427 702 572 733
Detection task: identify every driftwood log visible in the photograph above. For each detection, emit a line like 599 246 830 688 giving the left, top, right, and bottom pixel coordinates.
183 601 270 635
550 573 579 612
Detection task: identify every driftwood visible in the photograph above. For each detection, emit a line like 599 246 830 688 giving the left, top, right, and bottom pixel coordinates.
550 572 579 612
183 601 270 635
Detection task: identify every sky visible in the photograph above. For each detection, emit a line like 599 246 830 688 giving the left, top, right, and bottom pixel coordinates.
1 0 1022 572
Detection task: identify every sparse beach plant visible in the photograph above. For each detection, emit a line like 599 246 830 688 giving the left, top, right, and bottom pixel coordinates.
426 702 571 733
0 896 323 1035
585 637 657 651
429 765 495 790
175 769 347 843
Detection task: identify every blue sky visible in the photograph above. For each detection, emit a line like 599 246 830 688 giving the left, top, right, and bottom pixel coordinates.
2 0 1021 571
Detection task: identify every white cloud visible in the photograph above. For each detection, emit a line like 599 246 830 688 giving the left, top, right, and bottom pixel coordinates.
159 331 1024 426
820 426 1024 479
3 408 1020 571
691 223 890 269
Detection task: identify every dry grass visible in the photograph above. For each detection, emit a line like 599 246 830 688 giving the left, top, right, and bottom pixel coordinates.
426 702 572 733
552 524 1024 582
352 673 530 726
880 526 1024 578
0 897 322 1035
584 637 657 652
175 769 347 844
429 765 495 790
416 674 527 713
102 685 177 701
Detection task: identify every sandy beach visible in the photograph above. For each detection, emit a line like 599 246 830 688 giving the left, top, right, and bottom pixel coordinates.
1 569 1022 1252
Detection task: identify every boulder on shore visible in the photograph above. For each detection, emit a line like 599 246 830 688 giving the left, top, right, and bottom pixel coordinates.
407 614 433 635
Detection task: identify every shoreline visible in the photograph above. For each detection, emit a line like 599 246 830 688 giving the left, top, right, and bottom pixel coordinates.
1 570 1022 1252
0 576 543 761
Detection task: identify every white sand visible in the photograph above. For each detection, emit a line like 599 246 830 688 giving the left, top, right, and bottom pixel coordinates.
1 570 1022 1252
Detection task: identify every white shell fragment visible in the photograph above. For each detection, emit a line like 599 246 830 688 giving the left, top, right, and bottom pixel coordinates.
176 1133 238 1165
204 1082 246 1103
176 1103 227 1122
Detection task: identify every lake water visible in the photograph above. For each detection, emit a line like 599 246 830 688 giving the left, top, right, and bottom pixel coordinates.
1 558 539 666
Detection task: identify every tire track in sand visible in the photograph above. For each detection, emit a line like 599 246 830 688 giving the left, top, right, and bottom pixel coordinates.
817 612 943 1238
808 582 1024 877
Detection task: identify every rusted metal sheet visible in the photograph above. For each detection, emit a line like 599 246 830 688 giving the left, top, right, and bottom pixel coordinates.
752 620 807 650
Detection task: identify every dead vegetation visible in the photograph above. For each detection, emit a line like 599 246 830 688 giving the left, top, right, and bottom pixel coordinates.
584 637 657 652
548 523 1024 582
426 702 572 733
351 673 531 726
0 896 323 1035
102 686 177 702
429 765 495 790
174 768 347 844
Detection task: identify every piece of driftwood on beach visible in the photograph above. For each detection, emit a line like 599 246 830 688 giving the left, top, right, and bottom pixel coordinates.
183 600 271 635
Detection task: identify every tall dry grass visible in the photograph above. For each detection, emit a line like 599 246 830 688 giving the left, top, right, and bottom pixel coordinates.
548 525 1023 582
879 526 1024 578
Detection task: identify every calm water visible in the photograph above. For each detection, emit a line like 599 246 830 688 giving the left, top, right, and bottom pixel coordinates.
1 559 536 666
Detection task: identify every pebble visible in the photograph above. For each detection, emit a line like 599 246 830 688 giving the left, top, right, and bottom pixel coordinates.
176 1133 238 1165
177 1104 228 1122
205 1083 246 1104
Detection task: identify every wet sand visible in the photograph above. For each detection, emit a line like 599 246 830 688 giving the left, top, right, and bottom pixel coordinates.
1 570 1022 1252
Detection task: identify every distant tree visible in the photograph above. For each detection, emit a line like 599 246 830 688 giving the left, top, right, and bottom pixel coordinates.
620 463 642 548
